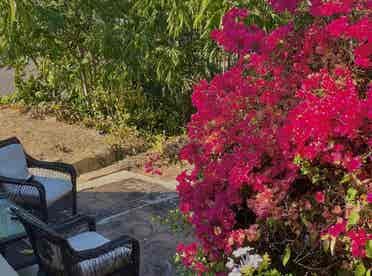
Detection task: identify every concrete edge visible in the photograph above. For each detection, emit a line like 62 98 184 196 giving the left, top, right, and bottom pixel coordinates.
78 170 178 192
72 149 120 175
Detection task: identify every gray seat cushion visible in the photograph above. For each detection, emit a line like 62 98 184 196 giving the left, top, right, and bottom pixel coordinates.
68 232 110 251
35 176 73 206
0 254 18 276
0 143 29 179
3 175 72 206
68 232 132 276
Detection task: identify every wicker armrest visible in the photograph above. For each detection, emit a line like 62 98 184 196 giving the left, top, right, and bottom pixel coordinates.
0 175 46 201
73 235 139 262
52 214 96 233
26 155 78 178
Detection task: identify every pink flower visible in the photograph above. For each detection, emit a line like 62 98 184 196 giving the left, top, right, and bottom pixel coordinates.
247 189 277 218
269 0 300 13
354 42 372 69
211 8 265 55
152 169 163 175
326 17 349 37
144 153 162 174
315 191 325 204
323 220 346 238
355 56 372 68
176 243 200 267
194 262 208 273
246 224 260 242
344 155 362 172
347 229 370 258
311 0 353 16
367 193 372 204
304 200 312 210
176 3 372 269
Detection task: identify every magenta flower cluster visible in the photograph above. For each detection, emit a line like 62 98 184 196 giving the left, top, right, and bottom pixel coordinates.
176 0 371 274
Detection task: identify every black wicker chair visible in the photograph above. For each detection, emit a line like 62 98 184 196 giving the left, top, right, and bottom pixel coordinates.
0 137 77 221
11 207 140 276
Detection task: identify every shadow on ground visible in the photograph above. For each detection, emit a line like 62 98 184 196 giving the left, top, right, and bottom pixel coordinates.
76 178 193 276
7 177 191 275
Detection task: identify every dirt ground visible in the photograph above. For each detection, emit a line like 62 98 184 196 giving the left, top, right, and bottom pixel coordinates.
1 105 192 276
0 106 112 173
0 106 189 179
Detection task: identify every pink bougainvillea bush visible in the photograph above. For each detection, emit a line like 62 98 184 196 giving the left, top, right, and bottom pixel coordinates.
176 0 372 275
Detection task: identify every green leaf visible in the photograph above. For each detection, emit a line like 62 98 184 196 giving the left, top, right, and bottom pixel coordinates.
330 237 336 256
214 261 226 272
354 263 366 276
300 214 309 227
293 154 302 165
282 245 291 267
337 269 352 276
348 211 360 228
322 239 330 253
366 240 372 259
9 0 16 24
81 57 89 65
340 174 351 184
346 188 358 203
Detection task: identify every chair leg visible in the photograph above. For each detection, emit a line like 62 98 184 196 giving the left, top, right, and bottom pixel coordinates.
132 239 140 276
72 179 77 215
43 208 49 222
72 192 77 215
39 199 49 222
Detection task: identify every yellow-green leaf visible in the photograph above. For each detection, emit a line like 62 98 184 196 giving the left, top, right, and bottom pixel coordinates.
330 237 336 256
9 0 16 24
347 188 358 203
348 211 360 228
355 263 366 276
366 240 372 258
282 245 291 267
322 238 330 253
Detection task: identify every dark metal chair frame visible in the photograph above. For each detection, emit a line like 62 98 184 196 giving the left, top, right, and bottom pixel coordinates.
0 137 77 221
11 208 140 276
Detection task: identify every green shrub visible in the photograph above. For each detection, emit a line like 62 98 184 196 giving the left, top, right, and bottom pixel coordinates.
0 0 233 135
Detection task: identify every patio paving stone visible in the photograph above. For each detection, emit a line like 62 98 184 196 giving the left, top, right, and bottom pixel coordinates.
77 177 193 276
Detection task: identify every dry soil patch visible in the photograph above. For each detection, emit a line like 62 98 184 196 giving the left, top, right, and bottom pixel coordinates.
0 107 112 174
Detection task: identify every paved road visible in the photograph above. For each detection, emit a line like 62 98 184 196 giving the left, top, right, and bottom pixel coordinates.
0 67 14 96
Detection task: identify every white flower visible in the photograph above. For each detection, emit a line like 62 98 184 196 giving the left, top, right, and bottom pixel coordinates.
232 246 253 258
226 257 235 270
228 247 263 274
228 267 241 276
240 254 263 269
